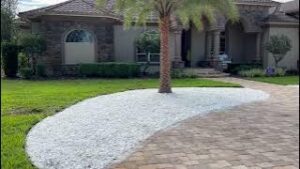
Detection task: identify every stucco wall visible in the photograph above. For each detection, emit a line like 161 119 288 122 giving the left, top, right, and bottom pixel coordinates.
31 22 40 34
114 25 177 64
114 25 158 62
264 26 299 70
191 27 206 66
226 23 257 64
243 33 257 62
226 24 244 63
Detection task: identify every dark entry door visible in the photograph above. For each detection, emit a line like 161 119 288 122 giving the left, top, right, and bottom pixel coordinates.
181 29 191 67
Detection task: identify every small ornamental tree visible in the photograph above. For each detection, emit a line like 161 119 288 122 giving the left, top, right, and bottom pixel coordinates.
19 33 46 74
265 35 292 68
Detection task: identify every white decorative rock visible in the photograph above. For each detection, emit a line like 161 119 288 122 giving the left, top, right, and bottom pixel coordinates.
26 88 269 169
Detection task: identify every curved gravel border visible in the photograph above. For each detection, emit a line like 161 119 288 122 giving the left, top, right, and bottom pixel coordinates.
26 88 269 169
287 85 299 88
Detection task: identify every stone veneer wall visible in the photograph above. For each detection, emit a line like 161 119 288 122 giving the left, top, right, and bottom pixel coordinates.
37 16 115 76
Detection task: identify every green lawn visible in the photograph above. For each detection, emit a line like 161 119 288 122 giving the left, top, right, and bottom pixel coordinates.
249 76 299 85
1 78 240 169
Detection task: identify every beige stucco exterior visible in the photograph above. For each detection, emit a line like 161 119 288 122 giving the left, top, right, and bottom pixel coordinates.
18 0 299 75
262 25 299 70
114 25 177 64
64 42 95 64
191 27 206 67
114 25 159 63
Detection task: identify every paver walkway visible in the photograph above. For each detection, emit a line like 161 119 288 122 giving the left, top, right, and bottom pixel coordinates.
110 78 299 169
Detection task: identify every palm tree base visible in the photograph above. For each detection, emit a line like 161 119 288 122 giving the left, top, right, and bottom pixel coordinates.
158 87 172 93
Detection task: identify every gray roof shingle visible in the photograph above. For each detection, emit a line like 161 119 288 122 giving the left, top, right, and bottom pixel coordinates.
263 12 299 23
280 0 299 13
19 0 280 18
19 0 118 19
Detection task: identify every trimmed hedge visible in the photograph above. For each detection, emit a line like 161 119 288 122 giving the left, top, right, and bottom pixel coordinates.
19 67 33 79
79 63 141 78
225 63 262 75
238 69 265 77
1 42 19 77
238 68 287 77
36 64 47 77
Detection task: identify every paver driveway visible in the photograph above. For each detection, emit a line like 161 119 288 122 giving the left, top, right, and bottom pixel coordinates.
110 78 299 169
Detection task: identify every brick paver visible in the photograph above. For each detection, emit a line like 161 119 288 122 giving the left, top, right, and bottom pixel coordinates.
110 78 299 169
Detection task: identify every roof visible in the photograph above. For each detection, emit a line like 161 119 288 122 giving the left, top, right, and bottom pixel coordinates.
263 11 299 24
19 0 279 20
18 0 119 19
236 0 279 6
280 0 299 13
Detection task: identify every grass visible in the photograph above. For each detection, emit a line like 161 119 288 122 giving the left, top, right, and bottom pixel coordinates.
1 78 240 169
249 76 299 85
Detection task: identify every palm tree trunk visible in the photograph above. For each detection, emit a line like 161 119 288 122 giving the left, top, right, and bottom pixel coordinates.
159 16 172 93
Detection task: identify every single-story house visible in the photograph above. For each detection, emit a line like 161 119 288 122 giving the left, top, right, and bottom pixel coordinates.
19 0 299 76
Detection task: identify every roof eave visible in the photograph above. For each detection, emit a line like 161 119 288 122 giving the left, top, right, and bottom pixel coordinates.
45 13 123 22
236 1 280 7
263 21 299 27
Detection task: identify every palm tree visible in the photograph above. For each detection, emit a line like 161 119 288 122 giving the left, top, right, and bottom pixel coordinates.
97 0 239 93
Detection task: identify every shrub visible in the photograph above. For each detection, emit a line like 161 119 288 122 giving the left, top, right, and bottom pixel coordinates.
275 68 286 77
286 69 299 76
238 67 288 77
226 63 262 75
19 67 33 79
18 33 46 74
136 30 160 54
36 64 47 77
18 52 28 68
171 69 198 79
238 68 265 77
171 69 184 78
79 63 141 78
265 67 287 77
19 34 46 56
1 42 19 77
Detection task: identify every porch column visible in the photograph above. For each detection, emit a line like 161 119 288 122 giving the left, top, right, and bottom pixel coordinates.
255 33 262 63
212 30 221 67
206 32 212 60
172 29 184 68
213 31 221 59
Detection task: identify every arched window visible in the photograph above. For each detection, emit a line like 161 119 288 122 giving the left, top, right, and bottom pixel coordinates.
65 30 93 42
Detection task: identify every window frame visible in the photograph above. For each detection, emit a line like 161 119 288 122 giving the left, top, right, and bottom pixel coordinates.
135 50 160 64
65 29 94 43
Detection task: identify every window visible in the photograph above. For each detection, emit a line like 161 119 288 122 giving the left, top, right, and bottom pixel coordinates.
135 30 160 63
66 30 93 43
136 51 160 63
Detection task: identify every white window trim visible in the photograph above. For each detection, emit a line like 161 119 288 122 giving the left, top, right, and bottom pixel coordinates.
135 52 160 64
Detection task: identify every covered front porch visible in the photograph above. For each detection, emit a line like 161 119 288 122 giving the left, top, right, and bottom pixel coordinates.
171 17 263 71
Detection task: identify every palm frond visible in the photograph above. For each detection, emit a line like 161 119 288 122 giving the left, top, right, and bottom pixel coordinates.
96 0 239 30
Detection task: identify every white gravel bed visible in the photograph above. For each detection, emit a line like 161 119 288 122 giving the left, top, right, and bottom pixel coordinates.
26 88 269 169
287 85 299 88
